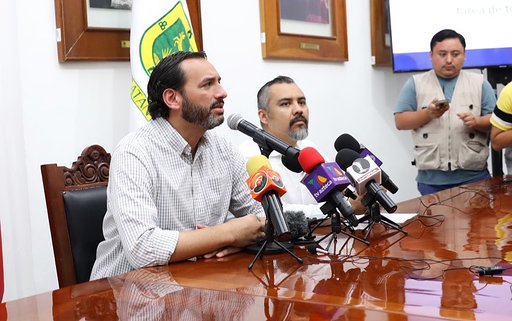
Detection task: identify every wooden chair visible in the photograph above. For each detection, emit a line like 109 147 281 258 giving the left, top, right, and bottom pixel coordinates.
41 145 111 288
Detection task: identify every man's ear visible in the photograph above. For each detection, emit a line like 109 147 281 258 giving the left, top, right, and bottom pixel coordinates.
258 109 269 126
162 88 181 111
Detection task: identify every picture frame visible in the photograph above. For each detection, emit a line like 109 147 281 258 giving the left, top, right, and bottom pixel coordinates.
370 0 391 66
54 0 203 62
259 0 348 62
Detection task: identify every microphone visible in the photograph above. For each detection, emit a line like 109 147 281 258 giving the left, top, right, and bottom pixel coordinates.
297 147 359 227
284 210 308 240
284 210 317 244
281 154 303 173
334 133 398 194
246 155 291 241
336 149 397 213
227 113 300 160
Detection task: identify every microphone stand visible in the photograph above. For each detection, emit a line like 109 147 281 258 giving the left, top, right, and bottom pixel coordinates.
247 212 303 270
314 201 369 255
358 193 407 241
247 145 303 270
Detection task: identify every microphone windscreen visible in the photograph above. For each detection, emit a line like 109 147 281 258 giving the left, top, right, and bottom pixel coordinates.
284 210 309 241
227 113 243 130
297 147 325 174
334 133 361 152
246 155 271 176
335 148 361 170
281 154 303 173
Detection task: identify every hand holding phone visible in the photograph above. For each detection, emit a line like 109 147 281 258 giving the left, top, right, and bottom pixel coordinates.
435 99 449 109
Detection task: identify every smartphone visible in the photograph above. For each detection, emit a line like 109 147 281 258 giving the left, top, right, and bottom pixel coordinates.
435 99 449 109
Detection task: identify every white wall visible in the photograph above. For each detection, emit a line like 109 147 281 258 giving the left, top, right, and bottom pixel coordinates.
1 0 131 301
0 0 422 301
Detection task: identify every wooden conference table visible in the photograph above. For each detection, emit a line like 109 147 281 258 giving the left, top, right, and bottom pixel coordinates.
3 177 512 320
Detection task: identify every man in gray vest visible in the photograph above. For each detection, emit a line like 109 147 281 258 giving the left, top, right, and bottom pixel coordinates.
394 29 496 195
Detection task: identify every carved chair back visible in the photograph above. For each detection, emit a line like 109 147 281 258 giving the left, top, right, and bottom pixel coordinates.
41 145 110 287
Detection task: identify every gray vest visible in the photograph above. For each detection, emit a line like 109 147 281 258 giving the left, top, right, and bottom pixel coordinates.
411 70 488 171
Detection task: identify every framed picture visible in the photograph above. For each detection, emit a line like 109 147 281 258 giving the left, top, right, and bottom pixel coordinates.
54 0 203 62
370 0 391 66
87 0 132 29
259 0 348 62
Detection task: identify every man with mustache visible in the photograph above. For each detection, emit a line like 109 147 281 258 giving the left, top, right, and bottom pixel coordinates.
91 51 265 279
239 76 338 220
394 29 496 196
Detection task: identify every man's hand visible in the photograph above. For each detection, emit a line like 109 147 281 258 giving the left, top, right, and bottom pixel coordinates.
195 215 265 259
458 112 477 128
202 246 242 259
426 99 449 120
195 224 243 259
395 98 450 130
458 112 492 133
172 215 265 263
349 194 367 215
225 214 266 248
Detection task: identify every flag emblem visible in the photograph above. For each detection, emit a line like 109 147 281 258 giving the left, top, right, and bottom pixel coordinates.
139 2 198 76
131 1 198 121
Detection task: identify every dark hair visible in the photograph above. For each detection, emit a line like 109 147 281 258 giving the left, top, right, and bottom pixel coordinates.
257 75 295 112
430 29 466 51
147 51 207 120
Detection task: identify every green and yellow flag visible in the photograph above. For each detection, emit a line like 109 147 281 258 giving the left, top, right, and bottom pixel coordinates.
130 0 198 127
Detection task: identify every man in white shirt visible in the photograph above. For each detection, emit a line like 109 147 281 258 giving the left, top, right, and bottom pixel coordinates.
239 76 353 220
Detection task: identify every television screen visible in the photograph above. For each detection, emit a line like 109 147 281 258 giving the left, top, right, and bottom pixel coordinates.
388 0 512 72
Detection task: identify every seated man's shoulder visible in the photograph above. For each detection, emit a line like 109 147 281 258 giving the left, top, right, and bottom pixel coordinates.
204 132 242 158
113 121 170 161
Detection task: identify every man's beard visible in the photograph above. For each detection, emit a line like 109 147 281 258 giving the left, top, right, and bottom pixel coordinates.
289 127 308 141
181 94 224 130
288 115 308 141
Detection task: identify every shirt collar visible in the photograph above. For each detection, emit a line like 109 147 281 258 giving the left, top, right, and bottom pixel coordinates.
153 117 211 157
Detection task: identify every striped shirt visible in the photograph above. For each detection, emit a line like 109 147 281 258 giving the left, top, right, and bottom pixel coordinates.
491 82 512 131
90 118 263 279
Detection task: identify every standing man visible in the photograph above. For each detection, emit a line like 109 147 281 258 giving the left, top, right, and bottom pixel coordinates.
490 82 512 173
91 51 265 280
394 29 496 195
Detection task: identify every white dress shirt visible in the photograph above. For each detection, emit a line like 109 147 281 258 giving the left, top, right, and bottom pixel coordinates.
91 118 263 279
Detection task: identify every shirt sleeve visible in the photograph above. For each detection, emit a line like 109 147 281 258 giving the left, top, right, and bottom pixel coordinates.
394 77 418 113
497 83 512 110
109 144 178 269
481 79 497 115
491 83 512 131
